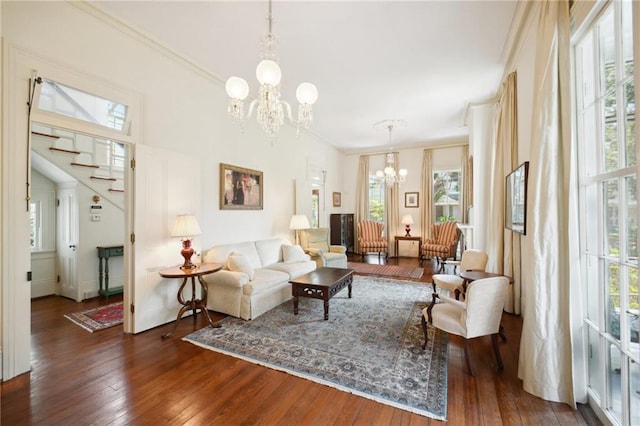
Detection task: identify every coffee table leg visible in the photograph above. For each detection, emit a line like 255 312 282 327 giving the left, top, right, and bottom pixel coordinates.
348 282 352 298
293 295 299 315
324 300 329 320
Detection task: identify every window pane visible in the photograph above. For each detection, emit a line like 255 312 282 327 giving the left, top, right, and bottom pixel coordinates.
607 260 621 341
630 359 640 426
585 183 600 254
369 177 384 222
621 0 634 79
605 179 620 257
604 90 619 173
627 265 639 345
628 176 638 263
599 10 616 95
625 80 636 167
608 344 623 423
588 326 602 399
587 254 600 323
434 170 460 222
37 79 129 132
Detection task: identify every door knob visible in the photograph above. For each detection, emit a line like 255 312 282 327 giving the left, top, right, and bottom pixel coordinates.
69 244 76 250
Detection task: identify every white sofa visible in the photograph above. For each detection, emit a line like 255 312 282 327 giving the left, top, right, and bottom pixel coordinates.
202 237 316 320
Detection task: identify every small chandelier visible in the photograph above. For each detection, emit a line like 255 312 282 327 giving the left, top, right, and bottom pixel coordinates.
375 120 407 186
225 0 318 143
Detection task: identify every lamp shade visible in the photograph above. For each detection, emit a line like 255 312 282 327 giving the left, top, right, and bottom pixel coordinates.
225 76 250 100
289 214 310 230
171 215 202 238
256 59 282 85
401 215 414 225
296 82 318 105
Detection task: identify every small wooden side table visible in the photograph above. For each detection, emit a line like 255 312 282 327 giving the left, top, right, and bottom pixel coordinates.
158 262 222 339
394 235 422 259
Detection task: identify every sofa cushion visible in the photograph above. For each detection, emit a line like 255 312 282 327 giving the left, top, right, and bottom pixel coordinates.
242 268 289 296
282 245 310 263
255 238 288 267
226 252 255 280
265 259 316 279
203 241 262 269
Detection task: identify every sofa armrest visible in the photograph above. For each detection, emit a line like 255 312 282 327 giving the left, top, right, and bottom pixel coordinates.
329 245 347 254
202 270 249 288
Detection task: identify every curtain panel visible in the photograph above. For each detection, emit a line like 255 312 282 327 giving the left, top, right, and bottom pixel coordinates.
518 0 578 407
354 156 370 254
421 149 434 242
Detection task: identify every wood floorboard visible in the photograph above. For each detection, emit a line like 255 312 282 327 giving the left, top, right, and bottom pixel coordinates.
1 255 599 425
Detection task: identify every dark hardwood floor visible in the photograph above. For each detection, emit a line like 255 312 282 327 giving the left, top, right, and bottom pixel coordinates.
2 255 599 425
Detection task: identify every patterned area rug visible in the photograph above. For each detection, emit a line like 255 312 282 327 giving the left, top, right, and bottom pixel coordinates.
183 276 448 420
347 261 424 279
64 302 123 333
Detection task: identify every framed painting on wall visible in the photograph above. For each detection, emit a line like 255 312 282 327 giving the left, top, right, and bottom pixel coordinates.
332 192 341 207
404 192 419 208
220 163 263 210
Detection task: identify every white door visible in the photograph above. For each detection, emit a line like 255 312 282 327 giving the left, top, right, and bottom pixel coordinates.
56 183 79 301
125 144 201 334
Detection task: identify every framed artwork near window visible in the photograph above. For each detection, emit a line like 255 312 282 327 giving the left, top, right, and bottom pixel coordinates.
405 192 419 208
219 163 263 210
332 192 341 207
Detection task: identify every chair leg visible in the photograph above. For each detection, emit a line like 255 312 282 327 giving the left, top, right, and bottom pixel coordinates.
426 292 437 324
463 338 474 376
499 325 507 342
492 334 504 370
421 314 428 350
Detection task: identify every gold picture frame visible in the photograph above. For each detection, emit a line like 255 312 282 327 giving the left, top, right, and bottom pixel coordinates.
220 163 263 210
332 192 341 207
404 192 419 208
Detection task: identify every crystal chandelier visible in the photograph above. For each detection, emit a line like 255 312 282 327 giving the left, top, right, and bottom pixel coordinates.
375 120 407 186
225 0 318 143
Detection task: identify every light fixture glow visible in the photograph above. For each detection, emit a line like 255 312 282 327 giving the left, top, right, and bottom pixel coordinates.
225 0 317 143
374 120 408 187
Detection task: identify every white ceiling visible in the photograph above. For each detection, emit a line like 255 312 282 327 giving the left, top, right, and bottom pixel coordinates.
93 1 519 152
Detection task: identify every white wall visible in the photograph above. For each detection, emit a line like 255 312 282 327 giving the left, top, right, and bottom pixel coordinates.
30 170 57 298
1 1 344 379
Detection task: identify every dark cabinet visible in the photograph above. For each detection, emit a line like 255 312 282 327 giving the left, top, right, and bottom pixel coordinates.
330 213 354 253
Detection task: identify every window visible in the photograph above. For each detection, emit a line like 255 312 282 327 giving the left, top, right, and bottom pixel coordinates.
311 188 319 228
368 176 385 223
36 78 130 133
29 201 42 251
433 170 460 222
575 1 638 424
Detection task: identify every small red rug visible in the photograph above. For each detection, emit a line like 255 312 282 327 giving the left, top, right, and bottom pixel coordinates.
347 262 424 279
64 302 123 333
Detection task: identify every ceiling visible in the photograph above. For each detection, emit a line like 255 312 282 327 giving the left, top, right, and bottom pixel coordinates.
93 1 519 152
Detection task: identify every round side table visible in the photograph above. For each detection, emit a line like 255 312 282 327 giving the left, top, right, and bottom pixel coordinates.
158 262 222 339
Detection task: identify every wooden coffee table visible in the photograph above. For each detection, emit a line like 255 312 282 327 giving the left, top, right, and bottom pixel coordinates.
290 267 354 320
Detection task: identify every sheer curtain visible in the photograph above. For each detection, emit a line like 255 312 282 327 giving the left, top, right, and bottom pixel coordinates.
385 153 400 256
421 149 434 241
461 146 472 224
354 156 370 254
518 0 578 406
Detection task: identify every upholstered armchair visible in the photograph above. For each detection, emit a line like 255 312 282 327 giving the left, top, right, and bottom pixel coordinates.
422 276 509 376
357 220 388 260
299 228 347 268
421 221 461 271
431 249 488 299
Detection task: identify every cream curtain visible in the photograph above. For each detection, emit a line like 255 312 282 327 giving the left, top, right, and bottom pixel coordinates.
489 72 519 314
354 156 370 254
385 153 400 256
421 149 434 241
461 146 473 224
518 0 577 406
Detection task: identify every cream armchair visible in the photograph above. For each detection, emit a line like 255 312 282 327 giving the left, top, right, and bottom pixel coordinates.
421 276 509 376
299 228 348 268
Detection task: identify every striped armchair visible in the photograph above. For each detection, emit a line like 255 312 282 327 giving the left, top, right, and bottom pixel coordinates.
357 220 388 260
422 221 461 271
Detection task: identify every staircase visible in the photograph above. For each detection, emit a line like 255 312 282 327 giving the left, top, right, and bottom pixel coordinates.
31 124 125 210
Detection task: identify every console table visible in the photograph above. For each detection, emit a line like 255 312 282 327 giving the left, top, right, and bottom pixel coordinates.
97 245 124 297
394 235 422 259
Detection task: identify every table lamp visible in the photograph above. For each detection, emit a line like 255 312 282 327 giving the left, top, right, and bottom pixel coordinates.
401 214 414 237
171 214 201 269
289 214 310 245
